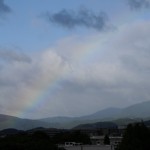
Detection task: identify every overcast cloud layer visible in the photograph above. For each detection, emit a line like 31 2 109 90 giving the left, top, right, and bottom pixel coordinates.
1 0 150 119
1 20 150 118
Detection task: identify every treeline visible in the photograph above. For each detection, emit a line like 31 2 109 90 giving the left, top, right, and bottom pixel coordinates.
52 130 91 144
117 122 150 150
0 130 90 150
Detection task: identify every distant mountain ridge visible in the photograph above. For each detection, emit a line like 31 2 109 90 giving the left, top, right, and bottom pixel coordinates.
0 114 56 130
1 101 150 130
78 107 122 120
73 121 118 130
117 101 150 118
39 101 150 128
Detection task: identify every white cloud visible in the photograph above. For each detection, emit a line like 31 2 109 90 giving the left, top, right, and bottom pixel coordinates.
1 21 150 118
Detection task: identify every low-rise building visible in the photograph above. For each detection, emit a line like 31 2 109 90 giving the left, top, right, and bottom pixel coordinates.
90 135 122 146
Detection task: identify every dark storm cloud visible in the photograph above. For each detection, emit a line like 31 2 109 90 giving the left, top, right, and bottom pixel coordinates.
0 0 11 15
127 0 150 10
44 7 109 31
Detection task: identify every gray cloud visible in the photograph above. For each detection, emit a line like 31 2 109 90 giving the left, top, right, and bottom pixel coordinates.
127 0 150 10
44 7 109 31
0 50 31 63
1 21 150 118
0 0 11 15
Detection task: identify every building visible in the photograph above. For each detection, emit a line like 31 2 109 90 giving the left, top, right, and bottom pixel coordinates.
90 135 122 147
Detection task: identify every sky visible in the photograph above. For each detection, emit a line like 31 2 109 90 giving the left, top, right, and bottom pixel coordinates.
1 0 150 119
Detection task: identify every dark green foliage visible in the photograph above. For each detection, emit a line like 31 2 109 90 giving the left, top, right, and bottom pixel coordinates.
104 134 110 145
0 130 91 150
0 132 58 150
32 130 50 140
118 122 150 150
52 130 91 144
73 122 118 130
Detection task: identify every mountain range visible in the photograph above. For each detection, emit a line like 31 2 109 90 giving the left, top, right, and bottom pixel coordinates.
0 101 150 130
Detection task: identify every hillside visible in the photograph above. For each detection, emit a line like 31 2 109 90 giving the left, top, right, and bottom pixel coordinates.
1 101 150 130
73 121 118 130
117 101 150 118
0 114 55 130
79 107 122 120
39 101 150 128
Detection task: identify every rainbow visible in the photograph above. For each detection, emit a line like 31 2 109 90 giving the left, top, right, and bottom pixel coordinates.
17 34 105 119
19 12 136 119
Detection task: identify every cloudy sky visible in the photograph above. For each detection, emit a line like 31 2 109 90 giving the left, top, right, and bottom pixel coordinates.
0 0 150 119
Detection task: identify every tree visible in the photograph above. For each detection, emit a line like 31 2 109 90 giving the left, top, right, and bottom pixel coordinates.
52 130 91 144
104 134 110 145
32 131 50 140
0 131 58 150
118 122 150 150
